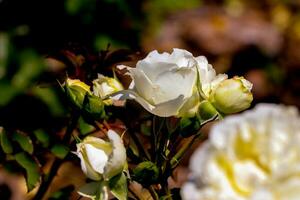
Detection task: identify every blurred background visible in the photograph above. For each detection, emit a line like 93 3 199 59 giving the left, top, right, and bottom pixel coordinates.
1 0 300 199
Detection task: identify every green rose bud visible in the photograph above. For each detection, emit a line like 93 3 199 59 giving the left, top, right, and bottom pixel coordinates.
65 78 92 109
65 78 106 119
209 76 253 114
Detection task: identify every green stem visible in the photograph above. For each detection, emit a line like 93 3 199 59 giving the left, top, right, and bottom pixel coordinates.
154 117 166 163
33 114 79 200
170 131 207 169
129 129 151 161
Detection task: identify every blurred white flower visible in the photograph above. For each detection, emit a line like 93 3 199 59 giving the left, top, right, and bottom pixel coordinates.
182 104 300 200
76 130 126 181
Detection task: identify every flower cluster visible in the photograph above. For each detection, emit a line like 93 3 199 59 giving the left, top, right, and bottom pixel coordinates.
114 48 253 118
61 48 254 200
182 104 300 200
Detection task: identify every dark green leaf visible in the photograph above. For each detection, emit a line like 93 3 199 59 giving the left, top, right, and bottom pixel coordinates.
51 144 69 159
78 117 95 135
15 152 40 191
34 129 50 148
0 128 13 154
0 82 19 106
12 131 34 154
133 161 159 186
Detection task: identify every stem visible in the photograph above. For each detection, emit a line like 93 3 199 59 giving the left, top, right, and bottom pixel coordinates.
170 131 207 169
161 181 172 200
33 114 79 200
155 118 167 165
129 129 151 160
148 185 159 200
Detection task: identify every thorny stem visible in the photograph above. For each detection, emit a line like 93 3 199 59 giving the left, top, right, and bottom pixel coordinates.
33 114 80 200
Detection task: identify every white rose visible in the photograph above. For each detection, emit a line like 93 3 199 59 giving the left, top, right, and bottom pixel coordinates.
76 130 126 181
182 104 300 200
114 48 198 117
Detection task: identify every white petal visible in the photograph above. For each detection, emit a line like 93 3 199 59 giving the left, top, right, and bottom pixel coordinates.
136 60 176 82
85 144 109 174
104 130 127 179
128 68 156 104
112 89 185 117
137 48 195 82
76 145 102 180
152 66 197 104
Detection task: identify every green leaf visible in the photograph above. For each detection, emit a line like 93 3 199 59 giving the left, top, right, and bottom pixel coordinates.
78 181 108 200
79 117 95 135
34 129 50 148
109 173 127 200
51 144 69 159
15 152 40 191
0 82 19 106
133 161 159 186
0 128 13 154
12 131 34 154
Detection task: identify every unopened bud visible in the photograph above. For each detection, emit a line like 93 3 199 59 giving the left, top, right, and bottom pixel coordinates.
209 76 253 114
